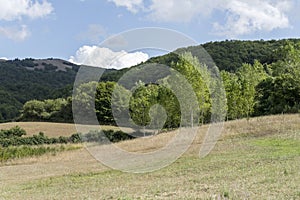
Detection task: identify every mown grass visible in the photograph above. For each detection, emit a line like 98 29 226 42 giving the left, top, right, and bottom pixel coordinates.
0 114 300 199
2 134 300 199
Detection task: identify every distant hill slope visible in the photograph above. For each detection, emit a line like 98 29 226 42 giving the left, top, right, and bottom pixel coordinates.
0 58 124 121
1 38 300 122
149 38 300 72
201 38 300 71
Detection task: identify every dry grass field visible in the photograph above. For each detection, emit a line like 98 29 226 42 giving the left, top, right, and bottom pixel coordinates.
0 114 300 199
0 122 121 137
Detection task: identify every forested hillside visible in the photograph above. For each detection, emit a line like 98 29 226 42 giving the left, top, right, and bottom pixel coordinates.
0 59 124 121
19 41 300 128
1 38 300 123
150 38 300 72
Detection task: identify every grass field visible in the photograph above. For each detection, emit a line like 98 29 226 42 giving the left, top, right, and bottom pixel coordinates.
0 114 300 199
0 122 121 137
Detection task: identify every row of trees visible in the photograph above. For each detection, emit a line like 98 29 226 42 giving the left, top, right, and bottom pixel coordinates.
2 39 300 122
222 42 300 120
19 42 300 127
21 53 213 129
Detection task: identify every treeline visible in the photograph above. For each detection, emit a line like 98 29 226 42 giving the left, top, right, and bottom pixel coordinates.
222 42 300 119
3 39 300 124
19 42 300 126
202 38 300 72
148 39 300 72
20 53 214 128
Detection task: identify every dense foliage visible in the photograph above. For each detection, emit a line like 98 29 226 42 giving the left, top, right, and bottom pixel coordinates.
2 38 300 125
202 39 300 72
0 59 76 121
19 98 73 122
0 59 128 121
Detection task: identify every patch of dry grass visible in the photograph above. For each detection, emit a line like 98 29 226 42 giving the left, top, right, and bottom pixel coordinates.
0 114 299 199
0 122 121 137
0 122 77 137
0 146 106 186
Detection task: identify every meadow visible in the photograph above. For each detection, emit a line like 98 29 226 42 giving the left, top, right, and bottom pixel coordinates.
0 114 299 199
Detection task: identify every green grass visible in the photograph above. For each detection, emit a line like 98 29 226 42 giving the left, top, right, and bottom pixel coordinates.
0 145 82 162
253 138 300 158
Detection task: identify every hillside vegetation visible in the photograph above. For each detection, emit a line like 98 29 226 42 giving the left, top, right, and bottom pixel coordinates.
0 59 126 122
2 38 300 123
15 41 300 132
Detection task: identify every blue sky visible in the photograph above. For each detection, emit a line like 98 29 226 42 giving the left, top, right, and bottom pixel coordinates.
1 0 300 68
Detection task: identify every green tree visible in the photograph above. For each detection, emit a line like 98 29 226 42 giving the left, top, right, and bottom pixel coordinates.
21 100 45 121
73 81 98 124
129 83 180 130
221 71 241 120
171 52 211 124
236 60 267 119
255 42 300 115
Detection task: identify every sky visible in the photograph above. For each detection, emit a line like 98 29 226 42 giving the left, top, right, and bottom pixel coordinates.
1 0 300 69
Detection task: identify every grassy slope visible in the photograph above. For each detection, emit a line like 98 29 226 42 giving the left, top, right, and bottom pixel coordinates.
0 114 300 199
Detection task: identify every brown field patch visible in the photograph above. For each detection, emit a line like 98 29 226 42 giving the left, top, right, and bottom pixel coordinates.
0 122 122 137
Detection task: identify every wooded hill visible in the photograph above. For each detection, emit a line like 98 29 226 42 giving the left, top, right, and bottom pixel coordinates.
0 58 126 121
1 38 300 122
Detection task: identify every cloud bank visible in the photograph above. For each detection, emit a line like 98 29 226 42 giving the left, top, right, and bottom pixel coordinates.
69 46 149 69
0 0 53 41
108 0 293 37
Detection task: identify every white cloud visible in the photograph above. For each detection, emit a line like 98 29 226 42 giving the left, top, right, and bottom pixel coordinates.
0 57 8 60
69 46 149 69
0 0 53 21
0 0 53 41
213 0 291 37
0 25 30 41
107 0 293 36
108 0 144 13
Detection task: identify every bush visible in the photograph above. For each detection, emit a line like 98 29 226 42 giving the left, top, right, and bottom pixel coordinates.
82 129 134 143
0 126 26 138
0 126 136 148
0 126 82 147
